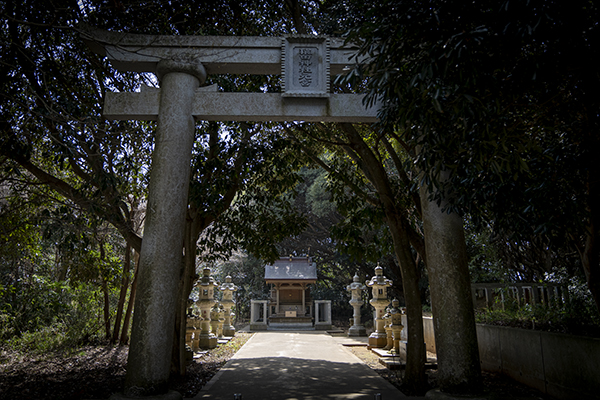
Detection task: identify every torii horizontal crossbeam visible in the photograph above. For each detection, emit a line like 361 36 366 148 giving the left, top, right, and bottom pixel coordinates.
104 86 378 123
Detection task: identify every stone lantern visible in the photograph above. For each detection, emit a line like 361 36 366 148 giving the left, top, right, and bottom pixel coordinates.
196 266 218 349
383 306 394 351
185 299 198 351
389 299 404 355
366 265 392 348
219 275 238 337
210 303 225 339
346 273 367 337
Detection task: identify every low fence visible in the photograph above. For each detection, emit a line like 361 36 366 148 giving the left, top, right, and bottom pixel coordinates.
471 282 568 310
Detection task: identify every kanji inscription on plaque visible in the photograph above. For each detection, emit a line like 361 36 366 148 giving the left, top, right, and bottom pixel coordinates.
282 36 330 98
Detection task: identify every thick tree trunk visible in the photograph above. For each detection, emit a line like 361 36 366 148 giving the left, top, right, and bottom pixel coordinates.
112 243 132 343
582 225 600 312
420 179 482 395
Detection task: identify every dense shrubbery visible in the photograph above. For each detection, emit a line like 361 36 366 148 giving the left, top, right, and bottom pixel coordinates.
474 277 600 338
0 277 116 352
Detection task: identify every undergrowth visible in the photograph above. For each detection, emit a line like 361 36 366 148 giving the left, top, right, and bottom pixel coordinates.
474 288 600 338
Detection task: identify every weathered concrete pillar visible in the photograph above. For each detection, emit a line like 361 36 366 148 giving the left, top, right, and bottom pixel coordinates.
420 174 482 395
123 59 206 398
250 300 268 330
314 300 332 330
210 304 222 339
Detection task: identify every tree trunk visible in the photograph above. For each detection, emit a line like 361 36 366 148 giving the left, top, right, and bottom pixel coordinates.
337 123 427 393
120 250 140 345
112 243 132 343
99 241 112 340
101 278 111 340
387 214 427 394
420 178 482 395
171 218 198 376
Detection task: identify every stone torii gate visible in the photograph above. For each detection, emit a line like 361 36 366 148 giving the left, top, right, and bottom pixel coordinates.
82 28 377 398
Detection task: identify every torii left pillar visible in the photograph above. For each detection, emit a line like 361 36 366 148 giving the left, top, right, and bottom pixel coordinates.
121 60 206 399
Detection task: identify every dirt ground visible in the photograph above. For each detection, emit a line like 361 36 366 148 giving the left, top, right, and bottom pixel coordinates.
1 332 553 400
0 333 252 400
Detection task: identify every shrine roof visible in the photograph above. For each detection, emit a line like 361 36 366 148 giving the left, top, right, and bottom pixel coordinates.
264 256 317 281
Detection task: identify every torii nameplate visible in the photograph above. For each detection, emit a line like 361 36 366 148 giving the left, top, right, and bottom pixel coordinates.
281 36 329 98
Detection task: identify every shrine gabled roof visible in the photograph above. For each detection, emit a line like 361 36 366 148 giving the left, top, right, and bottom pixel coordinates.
264 256 317 281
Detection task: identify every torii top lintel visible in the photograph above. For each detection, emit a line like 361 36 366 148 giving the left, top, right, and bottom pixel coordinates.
82 27 357 76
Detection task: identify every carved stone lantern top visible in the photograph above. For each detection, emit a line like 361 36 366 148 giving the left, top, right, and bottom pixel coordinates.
366 265 392 301
347 273 366 292
197 266 218 302
220 275 238 292
220 275 237 303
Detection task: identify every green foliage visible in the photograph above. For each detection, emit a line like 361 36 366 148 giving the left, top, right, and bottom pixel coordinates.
339 0 600 314
475 267 599 336
0 278 109 352
465 218 508 283
340 0 598 232
475 298 600 338
193 124 309 263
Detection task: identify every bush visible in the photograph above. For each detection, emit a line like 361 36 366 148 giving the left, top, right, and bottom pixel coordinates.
0 277 106 352
475 289 600 337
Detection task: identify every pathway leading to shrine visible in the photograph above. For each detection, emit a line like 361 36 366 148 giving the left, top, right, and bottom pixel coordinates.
196 331 423 400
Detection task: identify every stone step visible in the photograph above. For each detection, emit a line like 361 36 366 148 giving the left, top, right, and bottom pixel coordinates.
268 323 315 331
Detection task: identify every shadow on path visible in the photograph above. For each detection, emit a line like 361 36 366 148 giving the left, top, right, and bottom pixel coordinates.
198 355 414 399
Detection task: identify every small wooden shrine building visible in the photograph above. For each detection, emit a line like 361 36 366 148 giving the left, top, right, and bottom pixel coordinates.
266 256 317 320
249 256 332 330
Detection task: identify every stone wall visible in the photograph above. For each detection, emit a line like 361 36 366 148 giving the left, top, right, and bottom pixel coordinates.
476 324 600 400
406 317 600 399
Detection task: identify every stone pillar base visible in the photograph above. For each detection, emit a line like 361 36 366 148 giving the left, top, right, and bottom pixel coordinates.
185 347 193 363
396 340 427 361
347 325 367 337
368 332 387 348
198 334 218 349
223 327 235 337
